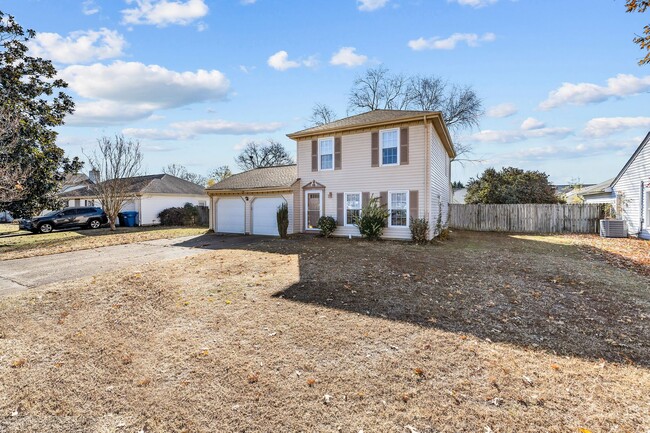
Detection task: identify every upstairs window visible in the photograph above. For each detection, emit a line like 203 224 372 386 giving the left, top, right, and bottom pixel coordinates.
389 191 408 227
345 193 361 226
380 129 399 166
319 138 334 170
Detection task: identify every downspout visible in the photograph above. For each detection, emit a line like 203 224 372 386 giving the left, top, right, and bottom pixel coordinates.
423 114 431 239
640 180 645 237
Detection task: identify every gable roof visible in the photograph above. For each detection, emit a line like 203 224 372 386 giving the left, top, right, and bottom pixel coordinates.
206 164 298 191
612 131 650 187
286 109 455 158
59 174 206 198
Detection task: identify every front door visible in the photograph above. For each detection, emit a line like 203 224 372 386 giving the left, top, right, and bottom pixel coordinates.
305 191 322 230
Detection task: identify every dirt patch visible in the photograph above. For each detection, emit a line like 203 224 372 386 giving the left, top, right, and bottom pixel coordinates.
0 231 648 432
0 226 207 260
514 233 650 277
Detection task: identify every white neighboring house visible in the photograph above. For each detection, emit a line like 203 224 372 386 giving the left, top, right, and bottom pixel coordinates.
609 133 650 240
59 174 208 226
452 188 467 204
207 110 455 239
577 178 616 205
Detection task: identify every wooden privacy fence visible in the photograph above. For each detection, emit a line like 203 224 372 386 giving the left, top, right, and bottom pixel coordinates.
449 204 604 233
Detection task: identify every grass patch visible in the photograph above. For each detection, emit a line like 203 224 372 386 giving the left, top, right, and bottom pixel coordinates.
0 225 207 260
0 231 648 432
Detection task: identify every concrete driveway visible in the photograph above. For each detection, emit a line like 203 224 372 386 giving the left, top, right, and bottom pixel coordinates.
0 234 265 296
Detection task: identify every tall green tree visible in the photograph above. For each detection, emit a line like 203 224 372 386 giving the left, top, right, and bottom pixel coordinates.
627 0 650 65
0 11 80 217
465 167 563 204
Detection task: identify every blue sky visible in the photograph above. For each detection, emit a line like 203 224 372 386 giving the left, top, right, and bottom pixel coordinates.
4 0 650 184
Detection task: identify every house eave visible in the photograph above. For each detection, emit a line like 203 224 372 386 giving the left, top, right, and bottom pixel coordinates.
286 113 456 159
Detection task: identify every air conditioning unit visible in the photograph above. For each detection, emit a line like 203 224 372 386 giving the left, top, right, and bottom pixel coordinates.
600 219 627 238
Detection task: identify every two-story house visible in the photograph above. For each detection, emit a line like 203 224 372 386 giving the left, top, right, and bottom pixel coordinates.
206 109 455 240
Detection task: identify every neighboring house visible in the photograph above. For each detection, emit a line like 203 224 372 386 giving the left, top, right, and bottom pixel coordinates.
578 178 615 205
452 188 467 204
59 174 208 226
559 183 595 203
207 109 455 240
59 170 97 194
609 133 650 240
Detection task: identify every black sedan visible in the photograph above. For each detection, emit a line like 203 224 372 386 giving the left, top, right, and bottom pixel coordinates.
19 207 108 234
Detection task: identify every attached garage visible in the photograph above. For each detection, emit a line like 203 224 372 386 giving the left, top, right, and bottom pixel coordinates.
252 197 286 235
216 198 245 233
207 165 299 236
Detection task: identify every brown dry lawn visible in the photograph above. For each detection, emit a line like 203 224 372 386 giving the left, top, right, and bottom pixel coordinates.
0 231 648 432
0 223 207 260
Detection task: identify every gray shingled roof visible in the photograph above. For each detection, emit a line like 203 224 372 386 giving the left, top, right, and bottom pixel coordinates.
580 178 615 196
288 109 439 137
59 174 206 198
207 165 297 191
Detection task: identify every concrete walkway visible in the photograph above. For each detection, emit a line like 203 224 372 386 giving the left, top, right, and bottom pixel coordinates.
0 234 264 296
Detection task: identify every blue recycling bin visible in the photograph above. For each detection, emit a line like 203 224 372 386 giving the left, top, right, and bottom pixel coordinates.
121 211 139 227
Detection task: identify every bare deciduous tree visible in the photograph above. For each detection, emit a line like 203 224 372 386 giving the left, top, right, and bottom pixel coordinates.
347 67 484 162
235 140 294 171
348 67 412 111
207 165 232 186
162 163 207 186
0 107 30 202
161 163 186 177
85 135 143 230
308 103 337 127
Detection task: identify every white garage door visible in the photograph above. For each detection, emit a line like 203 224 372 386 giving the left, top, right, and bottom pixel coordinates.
217 198 245 233
252 197 285 236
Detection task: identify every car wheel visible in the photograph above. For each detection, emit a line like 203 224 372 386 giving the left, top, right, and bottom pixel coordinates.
38 223 53 234
88 219 101 229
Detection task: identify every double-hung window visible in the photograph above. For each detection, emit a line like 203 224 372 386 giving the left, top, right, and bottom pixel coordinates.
345 193 361 226
319 138 334 171
380 129 399 166
389 191 408 227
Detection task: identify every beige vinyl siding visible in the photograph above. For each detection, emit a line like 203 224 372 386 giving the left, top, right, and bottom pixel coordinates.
429 124 451 237
297 125 427 240
612 141 650 239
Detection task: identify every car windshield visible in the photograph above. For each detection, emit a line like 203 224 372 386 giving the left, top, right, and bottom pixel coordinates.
43 210 62 217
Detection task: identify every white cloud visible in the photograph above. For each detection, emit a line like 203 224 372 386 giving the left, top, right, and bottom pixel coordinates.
123 119 283 140
169 119 283 135
520 117 545 131
486 103 517 118
82 0 100 15
509 139 638 161
267 50 301 71
584 117 650 137
539 74 650 110
241 0 257 4
122 0 209 27
408 32 496 51
330 47 368 68
60 61 230 125
358 0 389 11
470 123 572 144
449 0 497 7
28 28 126 64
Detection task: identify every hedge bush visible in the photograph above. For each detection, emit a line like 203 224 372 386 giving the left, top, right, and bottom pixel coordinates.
317 216 337 238
355 196 388 241
276 202 289 238
158 202 200 226
409 217 429 244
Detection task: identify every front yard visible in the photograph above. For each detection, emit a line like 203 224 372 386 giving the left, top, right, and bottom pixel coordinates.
0 224 207 260
0 231 648 432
